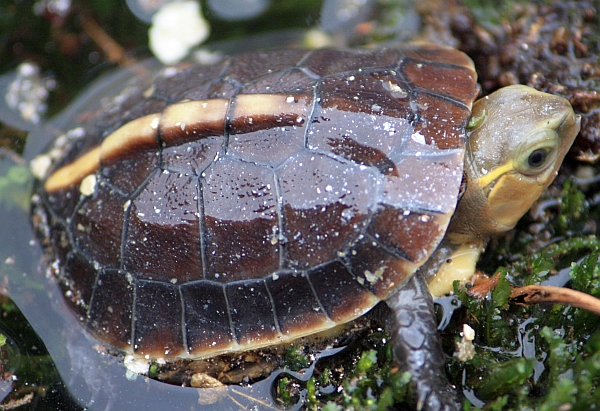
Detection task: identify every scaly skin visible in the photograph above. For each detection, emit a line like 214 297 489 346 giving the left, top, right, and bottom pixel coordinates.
386 273 460 411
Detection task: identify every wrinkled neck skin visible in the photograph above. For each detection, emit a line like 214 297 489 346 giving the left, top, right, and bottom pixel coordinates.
447 85 580 245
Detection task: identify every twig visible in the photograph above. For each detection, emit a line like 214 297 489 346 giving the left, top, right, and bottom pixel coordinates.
510 285 600 316
80 14 137 67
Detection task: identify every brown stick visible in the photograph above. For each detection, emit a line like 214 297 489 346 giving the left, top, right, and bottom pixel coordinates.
80 14 137 67
510 285 600 316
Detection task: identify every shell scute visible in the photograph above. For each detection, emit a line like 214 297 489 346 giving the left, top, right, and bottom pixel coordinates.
88 268 134 351
133 280 185 357
203 158 280 281
124 171 202 283
265 271 332 336
72 182 126 267
306 261 378 323
181 281 234 355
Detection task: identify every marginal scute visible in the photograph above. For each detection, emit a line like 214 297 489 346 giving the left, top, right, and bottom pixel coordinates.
307 261 379 323
59 251 97 316
87 269 134 351
367 206 447 267
265 271 334 336
223 49 309 84
346 236 417 298
133 280 185 357
181 281 235 355
298 48 401 77
413 93 471 149
225 280 279 346
401 59 477 105
402 44 474 70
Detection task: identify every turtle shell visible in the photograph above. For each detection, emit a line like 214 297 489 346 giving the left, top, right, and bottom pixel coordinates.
32 45 478 359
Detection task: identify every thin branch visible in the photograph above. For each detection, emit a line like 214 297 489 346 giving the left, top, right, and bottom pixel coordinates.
510 285 600 316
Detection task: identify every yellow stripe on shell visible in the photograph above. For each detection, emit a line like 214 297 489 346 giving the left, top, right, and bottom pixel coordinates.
160 99 229 144
231 94 310 119
44 146 101 193
43 94 311 194
99 113 161 164
44 113 161 193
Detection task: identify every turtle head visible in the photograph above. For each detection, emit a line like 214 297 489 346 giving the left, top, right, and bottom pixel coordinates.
448 85 580 243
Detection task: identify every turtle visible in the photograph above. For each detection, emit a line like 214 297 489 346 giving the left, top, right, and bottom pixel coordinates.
30 44 579 410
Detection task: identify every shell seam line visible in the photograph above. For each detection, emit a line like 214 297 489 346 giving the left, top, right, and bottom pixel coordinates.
131 277 138 351
262 279 283 337
222 284 238 345
120 190 134 272
83 254 101 325
363 231 413 263
178 285 189 354
416 88 471 111
196 177 208 280
305 271 333 323
304 78 320 150
337 256 378 298
271 168 287 269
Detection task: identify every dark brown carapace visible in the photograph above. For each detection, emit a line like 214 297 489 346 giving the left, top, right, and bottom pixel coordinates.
32 45 478 359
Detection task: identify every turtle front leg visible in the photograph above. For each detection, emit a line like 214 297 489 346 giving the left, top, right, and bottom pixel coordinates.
385 273 460 411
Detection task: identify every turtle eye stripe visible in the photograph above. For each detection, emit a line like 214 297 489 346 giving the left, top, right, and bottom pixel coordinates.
477 161 514 188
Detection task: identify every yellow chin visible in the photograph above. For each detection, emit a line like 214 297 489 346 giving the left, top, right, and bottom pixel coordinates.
485 173 546 230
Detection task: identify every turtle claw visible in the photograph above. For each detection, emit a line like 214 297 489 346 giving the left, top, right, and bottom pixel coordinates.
386 273 461 411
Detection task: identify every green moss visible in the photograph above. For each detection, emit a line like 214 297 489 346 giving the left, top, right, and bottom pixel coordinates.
284 344 311 371
442 177 600 409
0 164 32 212
322 348 411 411
473 358 535 399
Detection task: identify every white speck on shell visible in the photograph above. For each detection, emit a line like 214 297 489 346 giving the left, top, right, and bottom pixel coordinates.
150 116 160 129
79 174 96 196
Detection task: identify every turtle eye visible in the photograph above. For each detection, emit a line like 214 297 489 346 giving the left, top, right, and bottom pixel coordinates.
514 129 559 176
528 148 549 168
